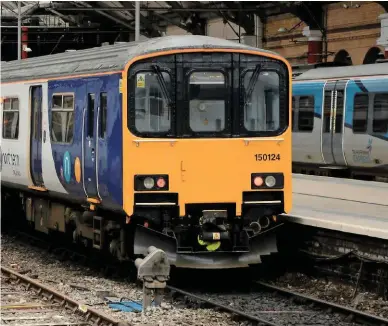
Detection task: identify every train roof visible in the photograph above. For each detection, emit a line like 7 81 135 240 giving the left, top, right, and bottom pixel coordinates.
294 62 388 81
1 35 278 83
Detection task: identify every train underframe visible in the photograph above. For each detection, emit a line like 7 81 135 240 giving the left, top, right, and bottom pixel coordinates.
2 188 285 269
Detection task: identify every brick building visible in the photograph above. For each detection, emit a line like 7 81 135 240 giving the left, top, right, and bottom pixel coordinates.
167 1 388 66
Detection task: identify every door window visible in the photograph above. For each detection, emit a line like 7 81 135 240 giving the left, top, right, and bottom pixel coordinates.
334 90 344 133
353 93 369 133
323 91 332 133
189 71 226 132
87 94 95 138
99 93 107 138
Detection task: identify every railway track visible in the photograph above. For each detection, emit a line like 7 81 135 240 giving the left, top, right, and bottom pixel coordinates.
0 266 129 326
167 281 388 326
3 227 388 325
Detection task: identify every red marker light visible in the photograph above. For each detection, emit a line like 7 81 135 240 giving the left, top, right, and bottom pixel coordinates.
144 221 149 228
156 177 166 188
253 176 263 187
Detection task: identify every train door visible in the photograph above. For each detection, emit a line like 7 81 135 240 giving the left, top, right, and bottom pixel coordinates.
321 80 348 165
30 86 44 186
82 81 100 199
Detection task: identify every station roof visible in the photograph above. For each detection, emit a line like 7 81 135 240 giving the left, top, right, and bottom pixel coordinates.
3 1 375 38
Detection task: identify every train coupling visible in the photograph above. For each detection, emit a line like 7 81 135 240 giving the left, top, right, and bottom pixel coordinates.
135 246 171 311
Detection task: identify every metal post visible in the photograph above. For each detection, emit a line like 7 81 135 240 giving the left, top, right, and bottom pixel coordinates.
18 2 21 60
135 1 140 41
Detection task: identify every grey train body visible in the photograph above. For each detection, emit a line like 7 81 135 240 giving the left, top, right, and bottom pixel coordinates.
292 62 388 180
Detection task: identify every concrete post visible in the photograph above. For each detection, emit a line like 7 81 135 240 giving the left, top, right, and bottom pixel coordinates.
302 26 323 64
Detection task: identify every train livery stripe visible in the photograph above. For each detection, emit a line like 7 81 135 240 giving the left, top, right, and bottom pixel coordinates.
121 48 293 217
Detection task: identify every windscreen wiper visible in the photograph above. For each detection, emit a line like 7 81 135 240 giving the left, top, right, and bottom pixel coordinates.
244 64 262 104
151 64 173 108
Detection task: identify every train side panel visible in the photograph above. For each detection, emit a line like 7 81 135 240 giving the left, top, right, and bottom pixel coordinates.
1 82 69 194
1 83 32 188
292 81 325 165
343 78 388 173
47 74 123 210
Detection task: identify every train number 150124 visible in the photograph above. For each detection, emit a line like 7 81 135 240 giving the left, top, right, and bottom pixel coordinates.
254 153 281 161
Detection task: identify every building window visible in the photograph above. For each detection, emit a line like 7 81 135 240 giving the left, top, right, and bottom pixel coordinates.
298 96 314 132
2 97 19 139
189 71 226 132
353 94 369 133
373 93 388 133
99 93 107 138
51 94 74 143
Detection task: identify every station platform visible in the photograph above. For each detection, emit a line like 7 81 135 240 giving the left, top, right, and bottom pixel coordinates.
281 174 388 240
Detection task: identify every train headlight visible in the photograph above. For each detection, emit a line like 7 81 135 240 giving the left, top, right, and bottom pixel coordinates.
253 176 263 187
134 175 169 191
251 173 284 189
143 177 155 189
156 177 166 188
265 176 276 187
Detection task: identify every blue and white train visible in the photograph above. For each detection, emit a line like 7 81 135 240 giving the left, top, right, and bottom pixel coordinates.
292 62 388 180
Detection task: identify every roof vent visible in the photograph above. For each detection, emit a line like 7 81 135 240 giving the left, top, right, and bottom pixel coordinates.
65 49 77 52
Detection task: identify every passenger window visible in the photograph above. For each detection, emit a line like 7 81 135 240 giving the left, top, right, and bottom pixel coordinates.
99 93 107 138
353 94 369 133
298 96 314 132
243 71 280 132
87 94 95 138
134 71 171 133
2 97 19 139
372 93 388 133
51 94 74 143
189 71 225 132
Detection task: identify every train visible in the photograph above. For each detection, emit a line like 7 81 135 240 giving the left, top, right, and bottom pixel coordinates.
0 35 293 269
292 62 388 180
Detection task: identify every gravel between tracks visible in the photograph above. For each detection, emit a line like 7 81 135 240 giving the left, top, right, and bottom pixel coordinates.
1 233 237 326
272 272 388 319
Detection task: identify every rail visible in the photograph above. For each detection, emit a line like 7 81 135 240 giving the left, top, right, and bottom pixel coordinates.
1 266 130 326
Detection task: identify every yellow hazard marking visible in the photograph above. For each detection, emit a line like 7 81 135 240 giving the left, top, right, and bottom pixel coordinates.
197 235 221 251
136 74 145 88
197 236 206 246
206 241 220 251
